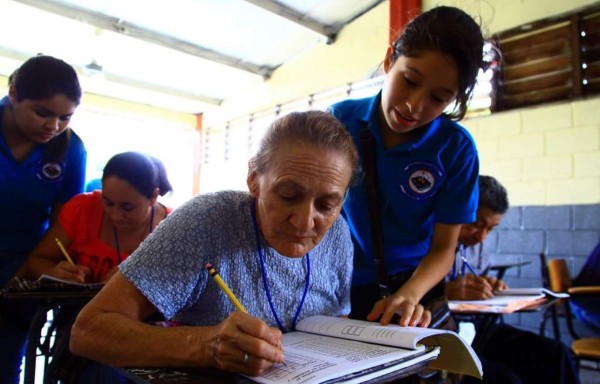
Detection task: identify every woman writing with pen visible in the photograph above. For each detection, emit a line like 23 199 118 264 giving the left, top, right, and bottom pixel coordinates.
18 151 173 283
70 111 430 379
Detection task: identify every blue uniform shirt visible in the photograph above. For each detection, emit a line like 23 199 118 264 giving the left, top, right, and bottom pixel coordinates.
330 92 479 286
0 96 87 285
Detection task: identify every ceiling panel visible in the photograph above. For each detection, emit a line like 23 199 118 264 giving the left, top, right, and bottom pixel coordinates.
0 0 384 114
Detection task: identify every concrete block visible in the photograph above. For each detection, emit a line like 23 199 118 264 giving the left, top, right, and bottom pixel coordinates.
498 133 544 159
573 204 600 230
475 138 498 162
523 155 572 181
572 97 600 126
522 103 572 132
476 111 521 139
482 159 522 182
499 230 545 254
505 181 545 207
546 126 599 155
546 178 599 206
522 206 570 229
574 151 600 177
498 207 521 229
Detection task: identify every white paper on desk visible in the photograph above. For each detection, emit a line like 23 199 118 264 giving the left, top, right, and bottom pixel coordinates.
452 294 545 306
449 296 548 314
495 288 569 299
244 332 438 384
37 274 105 289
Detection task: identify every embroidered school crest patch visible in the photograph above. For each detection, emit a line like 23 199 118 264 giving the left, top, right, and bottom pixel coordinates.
399 162 443 200
37 161 64 182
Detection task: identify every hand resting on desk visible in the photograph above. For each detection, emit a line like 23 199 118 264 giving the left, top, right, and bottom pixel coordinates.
446 274 508 301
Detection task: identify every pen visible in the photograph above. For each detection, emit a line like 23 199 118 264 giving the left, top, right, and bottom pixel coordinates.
461 256 479 276
205 263 248 313
55 238 75 266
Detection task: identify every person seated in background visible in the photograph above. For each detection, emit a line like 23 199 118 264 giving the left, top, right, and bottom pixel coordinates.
18 151 173 283
448 175 580 384
70 110 411 378
570 240 600 336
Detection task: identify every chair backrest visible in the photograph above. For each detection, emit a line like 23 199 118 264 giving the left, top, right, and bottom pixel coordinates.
540 252 550 289
548 259 572 293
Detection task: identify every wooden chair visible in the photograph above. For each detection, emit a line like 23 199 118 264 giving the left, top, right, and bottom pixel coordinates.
544 258 600 370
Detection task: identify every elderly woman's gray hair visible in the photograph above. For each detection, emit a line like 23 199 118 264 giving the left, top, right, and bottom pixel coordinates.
251 110 360 185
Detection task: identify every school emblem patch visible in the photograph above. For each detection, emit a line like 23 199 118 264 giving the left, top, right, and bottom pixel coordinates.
37 161 64 182
399 162 443 200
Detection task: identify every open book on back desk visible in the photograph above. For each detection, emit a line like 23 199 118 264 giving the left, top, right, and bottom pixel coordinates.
449 287 568 314
495 287 569 299
244 315 482 384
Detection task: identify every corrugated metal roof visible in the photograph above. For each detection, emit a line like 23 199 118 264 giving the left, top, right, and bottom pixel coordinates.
0 0 384 114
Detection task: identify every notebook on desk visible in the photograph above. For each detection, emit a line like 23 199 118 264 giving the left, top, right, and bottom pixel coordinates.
449 287 567 314
243 316 482 384
2 275 104 294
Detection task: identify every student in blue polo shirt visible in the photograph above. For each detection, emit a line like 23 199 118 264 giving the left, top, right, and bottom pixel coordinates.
0 55 86 384
329 6 488 327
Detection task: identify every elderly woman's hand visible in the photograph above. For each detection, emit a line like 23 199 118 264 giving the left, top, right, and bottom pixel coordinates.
206 312 285 376
366 291 431 328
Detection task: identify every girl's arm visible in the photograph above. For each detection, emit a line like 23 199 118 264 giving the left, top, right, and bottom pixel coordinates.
368 223 461 326
17 223 87 282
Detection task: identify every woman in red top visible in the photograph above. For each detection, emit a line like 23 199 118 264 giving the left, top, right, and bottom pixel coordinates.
20 151 173 283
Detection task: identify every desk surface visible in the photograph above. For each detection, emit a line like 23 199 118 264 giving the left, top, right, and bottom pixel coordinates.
489 261 532 270
118 359 430 384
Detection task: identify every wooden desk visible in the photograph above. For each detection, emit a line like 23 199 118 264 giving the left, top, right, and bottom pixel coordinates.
489 261 532 280
452 298 558 352
1 284 101 384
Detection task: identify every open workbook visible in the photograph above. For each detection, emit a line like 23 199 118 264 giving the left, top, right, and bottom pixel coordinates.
37 274 105 289
244 315 482 384
449 287 568 314
495 287 569 298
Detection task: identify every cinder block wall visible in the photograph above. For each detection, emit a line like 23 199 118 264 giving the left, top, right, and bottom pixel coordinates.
463 98 600 341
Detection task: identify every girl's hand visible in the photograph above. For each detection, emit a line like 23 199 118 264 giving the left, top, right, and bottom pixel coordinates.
366 292 430 328
49 261 88 283
204 312 285 376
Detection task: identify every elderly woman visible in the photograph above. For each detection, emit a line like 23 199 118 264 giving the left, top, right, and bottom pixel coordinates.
70 110 371 376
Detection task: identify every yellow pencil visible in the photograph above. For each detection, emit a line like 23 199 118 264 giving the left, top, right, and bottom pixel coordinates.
55 238 75 266
205 263 248 313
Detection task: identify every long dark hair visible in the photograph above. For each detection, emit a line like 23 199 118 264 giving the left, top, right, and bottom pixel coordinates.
390 6 489 120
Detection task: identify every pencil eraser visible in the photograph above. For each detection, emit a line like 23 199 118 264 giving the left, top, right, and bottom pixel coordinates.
205 263 213 270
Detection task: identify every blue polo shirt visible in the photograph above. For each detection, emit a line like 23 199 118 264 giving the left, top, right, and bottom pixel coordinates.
0 96 87 285
329 92 479 286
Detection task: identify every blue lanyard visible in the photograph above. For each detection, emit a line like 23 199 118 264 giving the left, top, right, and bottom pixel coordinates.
451 244 478 279
250 200 310 333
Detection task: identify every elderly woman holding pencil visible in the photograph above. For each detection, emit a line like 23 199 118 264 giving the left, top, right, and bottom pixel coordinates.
18 151 173 283
71 111 430 377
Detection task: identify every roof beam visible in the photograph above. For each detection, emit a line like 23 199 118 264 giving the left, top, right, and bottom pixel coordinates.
243 0 339 43
12 0 275 79
0 46 223 106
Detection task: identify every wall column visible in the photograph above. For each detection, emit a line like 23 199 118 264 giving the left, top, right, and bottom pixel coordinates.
389 0 421 44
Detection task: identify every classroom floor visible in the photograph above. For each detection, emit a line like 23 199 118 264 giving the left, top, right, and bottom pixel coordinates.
580 362 600 384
